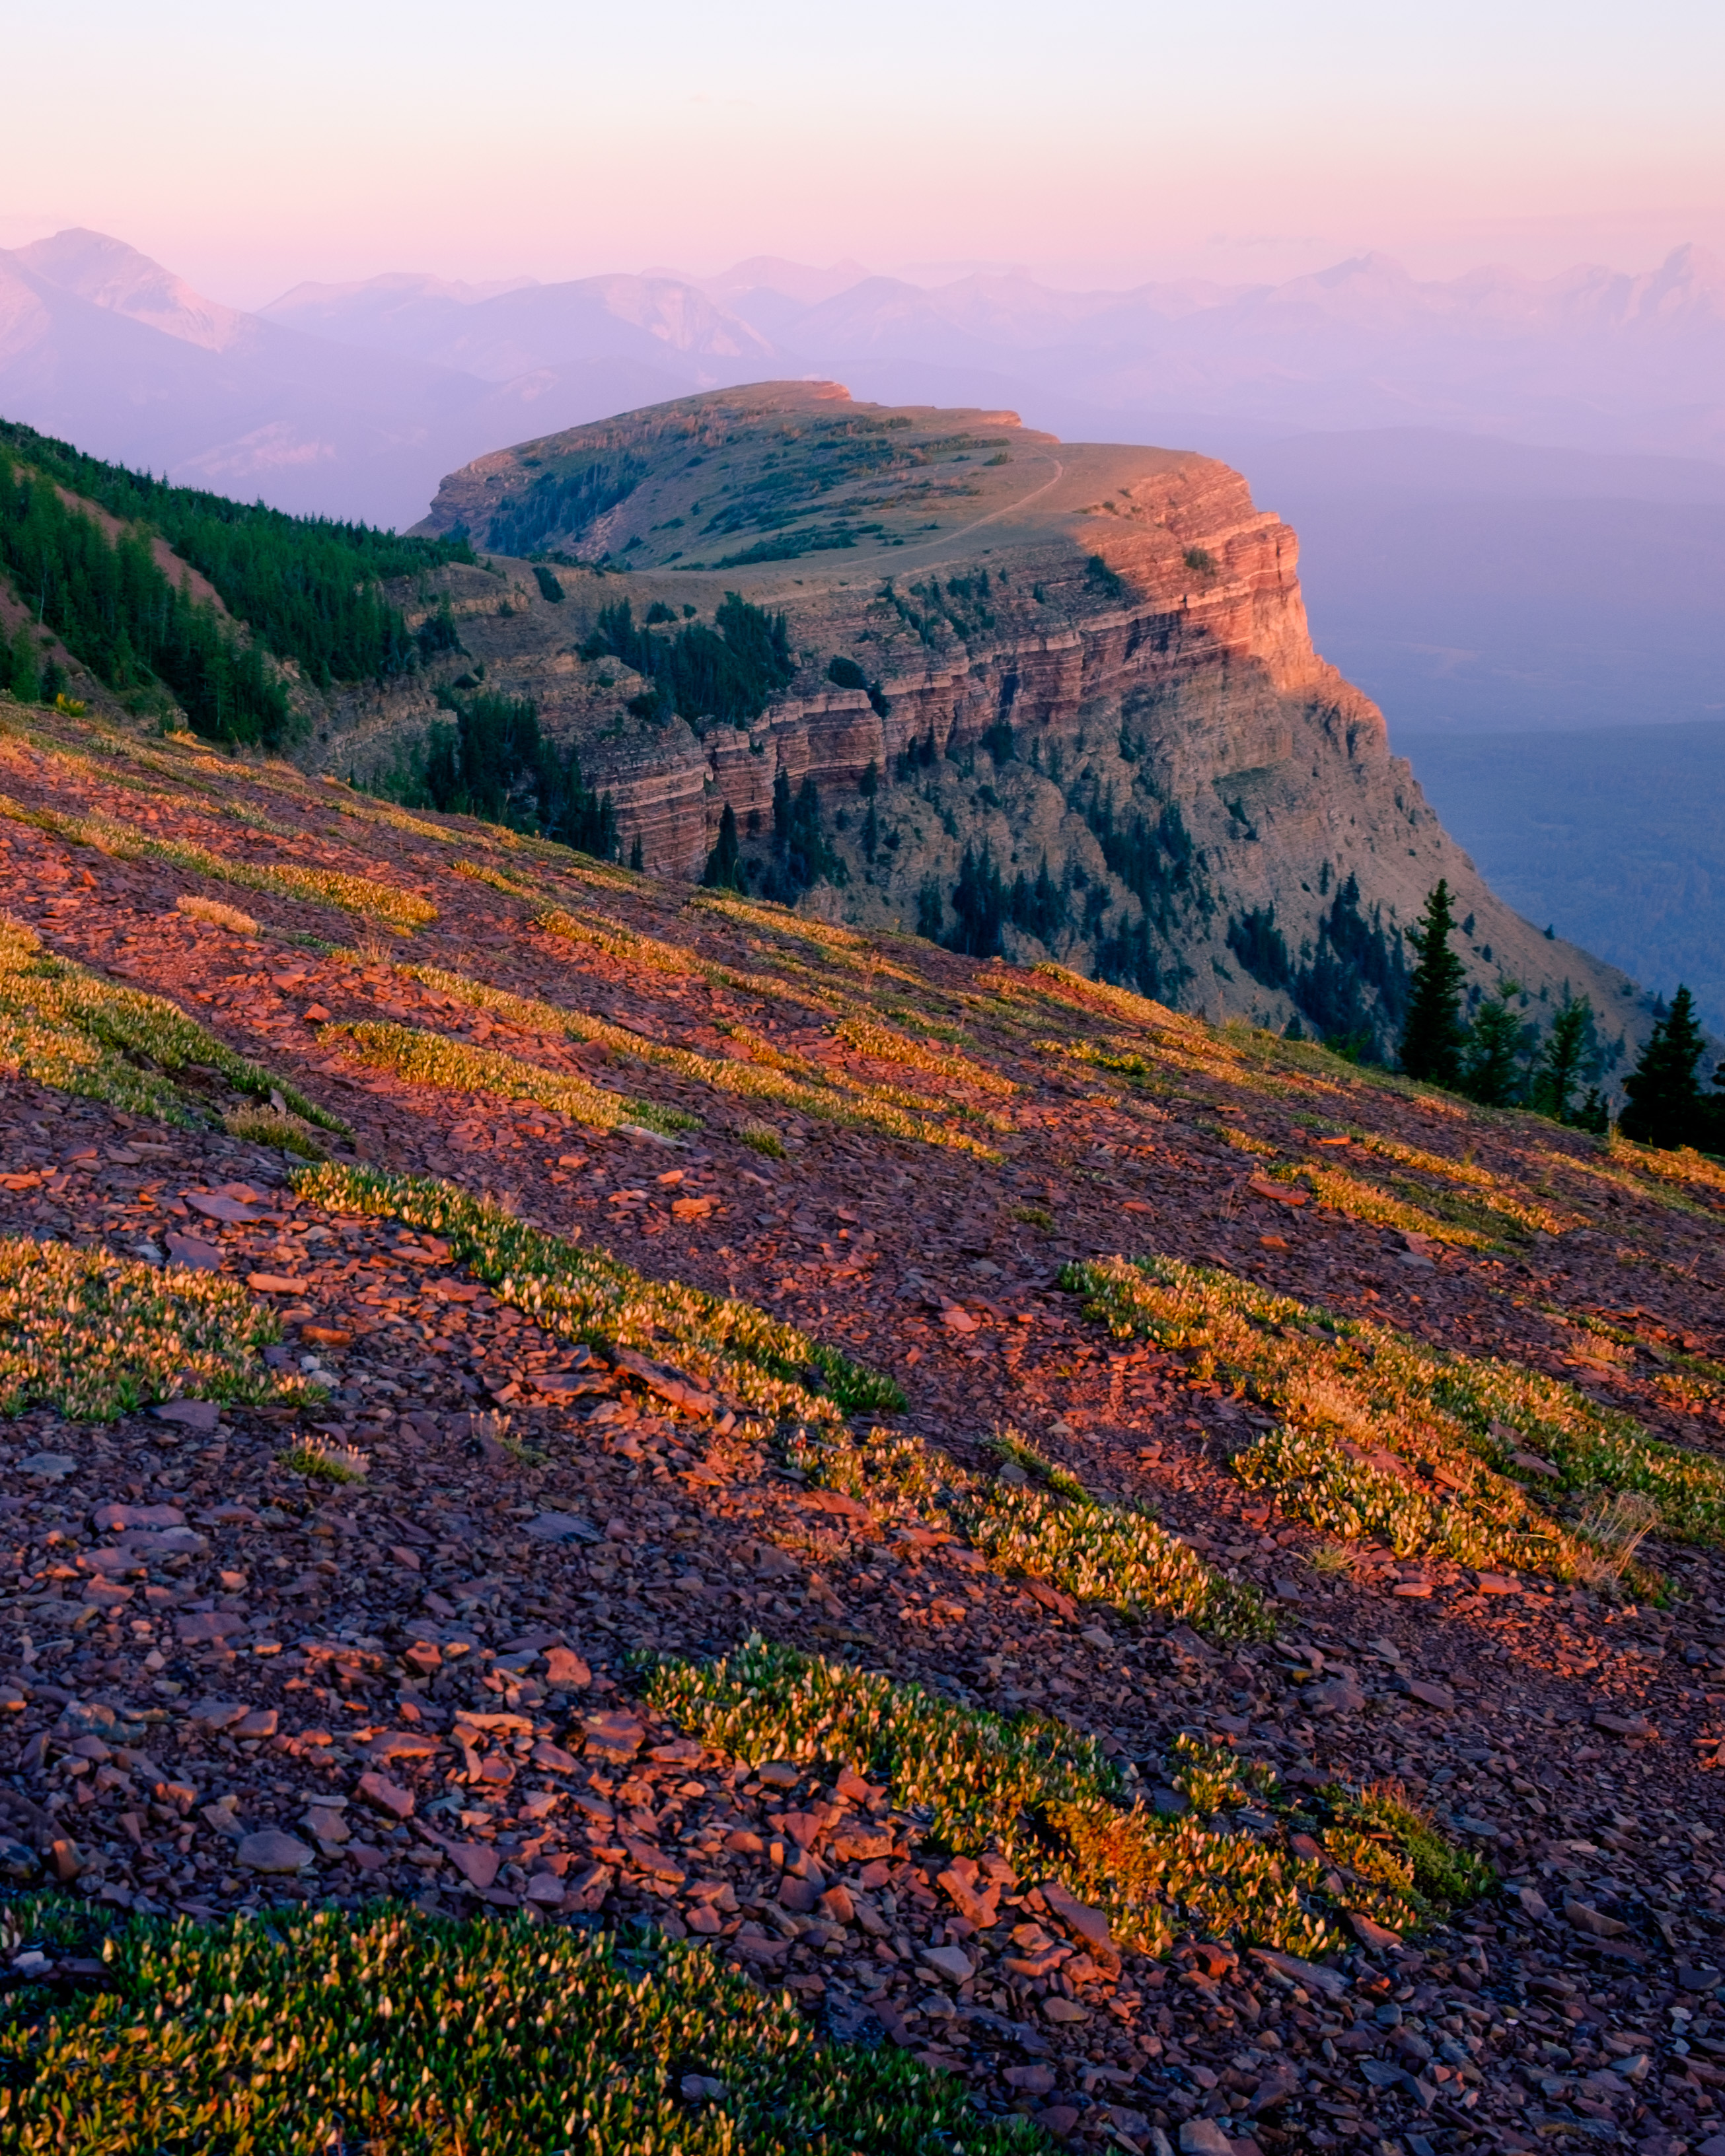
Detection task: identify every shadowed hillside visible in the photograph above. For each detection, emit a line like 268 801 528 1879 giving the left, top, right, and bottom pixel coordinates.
0 696 1721 2147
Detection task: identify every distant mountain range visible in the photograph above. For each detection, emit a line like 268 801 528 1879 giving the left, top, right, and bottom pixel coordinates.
4 227 1724 532
5 225 1725 1011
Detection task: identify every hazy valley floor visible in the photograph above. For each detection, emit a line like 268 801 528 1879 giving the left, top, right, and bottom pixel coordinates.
1403 720 1725 1026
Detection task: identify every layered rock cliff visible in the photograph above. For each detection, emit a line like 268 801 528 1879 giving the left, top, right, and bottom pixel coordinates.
318 381 1644 1060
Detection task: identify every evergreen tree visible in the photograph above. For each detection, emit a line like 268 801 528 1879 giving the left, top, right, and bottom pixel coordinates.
1227 904 1292 989
858 758 880 861
1461 980 1528 1107
785 778 834 891
915 879 944 942
629 834 645 872
1288 872 1408 1059
763 775 838 898
0 450 293 745
702 803 745 891
770 769 793 855
1094 908 1167 1001
1531 994 1597 1124
947 842 1006 958
1008 854 1065 945
581 591 792 730
1621 986 1708 1149
1398 879 1469 1085
6 624 37 703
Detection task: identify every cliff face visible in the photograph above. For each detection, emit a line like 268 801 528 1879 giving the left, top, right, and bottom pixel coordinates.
326 382 1645 1059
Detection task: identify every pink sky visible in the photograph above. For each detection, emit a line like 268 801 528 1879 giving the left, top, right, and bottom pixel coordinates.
5 0 1721 305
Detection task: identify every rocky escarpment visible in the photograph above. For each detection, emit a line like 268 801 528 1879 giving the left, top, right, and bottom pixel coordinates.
326 382 1646 1060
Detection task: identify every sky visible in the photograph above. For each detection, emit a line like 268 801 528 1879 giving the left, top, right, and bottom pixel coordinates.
3 0 1722 305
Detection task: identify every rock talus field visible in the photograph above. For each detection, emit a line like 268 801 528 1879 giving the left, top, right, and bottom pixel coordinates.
0 688 1722 2152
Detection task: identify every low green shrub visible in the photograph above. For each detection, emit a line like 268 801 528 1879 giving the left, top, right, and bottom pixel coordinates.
0 916 344 1132
293 1164 903 1423
0 1237 314 1422
786 1421 1270 1639
0 1900 1029 2155
0 792 435 928
324 1019 694 1136
648 1638 1436 1957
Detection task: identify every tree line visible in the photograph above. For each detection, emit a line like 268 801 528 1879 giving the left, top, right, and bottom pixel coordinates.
0 450 293 746
363 687 618 861
0 419 473 693
1399 878 1724 1147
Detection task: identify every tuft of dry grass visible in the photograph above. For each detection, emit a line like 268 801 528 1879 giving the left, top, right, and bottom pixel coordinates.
175 894 260 935
279 1437 369 1482
1573 1490 1660 1585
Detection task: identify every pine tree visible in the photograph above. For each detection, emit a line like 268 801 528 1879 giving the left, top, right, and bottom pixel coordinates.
1398 879 1469 1085
1620 986 1707 1148
628 833 644 873
948 842 1005 958
1462 980 1527 1106
702 803 745 891
915 879 944 942
1531 994 1596 1123
6 624 37 703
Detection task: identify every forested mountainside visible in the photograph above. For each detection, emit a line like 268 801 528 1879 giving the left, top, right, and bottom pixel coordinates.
0 418 472 744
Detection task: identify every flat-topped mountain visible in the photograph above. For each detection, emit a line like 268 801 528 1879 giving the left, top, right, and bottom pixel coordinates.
0 382 1656 1073
414 378 1107 567
398 383 1645 1068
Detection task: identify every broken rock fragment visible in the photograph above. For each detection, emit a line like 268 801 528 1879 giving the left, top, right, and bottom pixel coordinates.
237 1830 314 1874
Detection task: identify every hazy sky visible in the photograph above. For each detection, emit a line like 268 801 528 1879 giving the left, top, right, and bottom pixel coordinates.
5 0 1721 305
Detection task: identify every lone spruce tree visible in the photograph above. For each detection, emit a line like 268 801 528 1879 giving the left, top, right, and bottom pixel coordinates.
702 803 745 892
1531 994 1596 1124
1461 979 1526 1106
1620 986 1707 1149
1398 879 1469 1086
